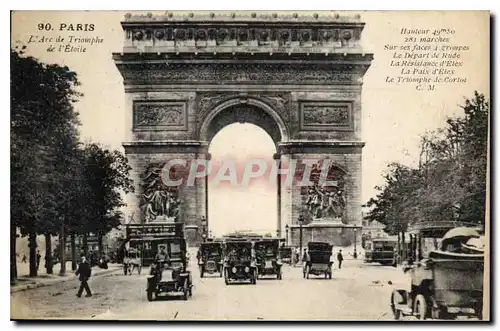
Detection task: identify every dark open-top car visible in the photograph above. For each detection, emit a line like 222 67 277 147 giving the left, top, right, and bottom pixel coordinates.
254 239 283 279
198 241 224 278
304 242 333 279
145 224 193 302
223 240 257 285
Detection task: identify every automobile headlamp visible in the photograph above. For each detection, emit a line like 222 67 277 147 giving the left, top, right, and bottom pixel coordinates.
232 267 237 273
244 266 250 273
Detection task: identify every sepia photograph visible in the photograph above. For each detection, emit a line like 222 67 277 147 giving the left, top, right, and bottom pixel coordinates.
9 9 490 321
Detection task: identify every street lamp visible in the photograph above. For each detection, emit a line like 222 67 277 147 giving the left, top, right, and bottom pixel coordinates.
298 215 304 261
201 217 207 242
285 224 289 246
353 226 358 259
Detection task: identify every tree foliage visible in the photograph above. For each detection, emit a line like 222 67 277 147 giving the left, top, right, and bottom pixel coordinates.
11 47 134 279
364 92 489 234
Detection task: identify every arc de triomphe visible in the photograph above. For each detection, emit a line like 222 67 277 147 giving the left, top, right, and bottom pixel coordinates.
113 11 373 246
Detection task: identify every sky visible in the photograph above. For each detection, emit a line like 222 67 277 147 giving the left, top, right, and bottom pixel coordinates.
11 11 490 235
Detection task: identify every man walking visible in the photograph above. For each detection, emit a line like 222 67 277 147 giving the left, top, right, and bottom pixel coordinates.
36 250 42 271
75 255 92 298
337 250 344 269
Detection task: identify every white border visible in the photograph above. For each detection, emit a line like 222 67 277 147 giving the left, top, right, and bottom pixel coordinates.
4 1 497 331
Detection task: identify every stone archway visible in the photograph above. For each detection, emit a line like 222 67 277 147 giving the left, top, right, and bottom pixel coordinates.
199 97 290 144
199 98 288 237
115 11 373 246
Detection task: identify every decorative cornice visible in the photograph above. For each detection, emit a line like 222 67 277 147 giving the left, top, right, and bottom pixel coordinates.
277 140 365 155
114 61 371 86
118 11 368 55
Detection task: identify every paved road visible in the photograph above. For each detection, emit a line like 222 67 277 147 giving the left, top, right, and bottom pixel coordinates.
12 253 407 321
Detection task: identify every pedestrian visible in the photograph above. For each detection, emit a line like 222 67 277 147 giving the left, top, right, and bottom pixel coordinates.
36 250 41 271
302 248 308 263
22 254 27 263
75 255 92 298
337 250 344 269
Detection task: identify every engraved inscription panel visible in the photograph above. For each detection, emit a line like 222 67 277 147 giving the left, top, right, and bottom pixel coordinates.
299 102 353 131
133 101 187 131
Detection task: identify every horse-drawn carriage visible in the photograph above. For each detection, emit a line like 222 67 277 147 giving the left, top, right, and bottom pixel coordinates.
254 239 283 279
303 242 333 279
390 222 484 320
198 241 224 278
223 239 257 285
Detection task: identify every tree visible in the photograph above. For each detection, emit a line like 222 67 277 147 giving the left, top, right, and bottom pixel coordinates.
11 47 82 279
364 92 489 239
80 143 134 257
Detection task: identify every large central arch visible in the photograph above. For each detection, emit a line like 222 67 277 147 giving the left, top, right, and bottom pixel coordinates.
115 11 373 246
199 97 290 144
200 98 287 237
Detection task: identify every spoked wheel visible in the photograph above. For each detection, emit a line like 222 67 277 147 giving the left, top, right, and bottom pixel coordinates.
390 291 402 320
414 294 429 320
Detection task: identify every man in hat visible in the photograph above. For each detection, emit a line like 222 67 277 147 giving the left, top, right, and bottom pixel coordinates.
75 255 92 298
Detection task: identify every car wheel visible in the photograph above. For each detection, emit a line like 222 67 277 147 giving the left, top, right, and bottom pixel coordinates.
182 278 189 300
414 294 429 320
390 291 402 320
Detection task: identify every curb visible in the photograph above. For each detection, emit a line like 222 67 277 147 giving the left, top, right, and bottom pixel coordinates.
11 267 121 293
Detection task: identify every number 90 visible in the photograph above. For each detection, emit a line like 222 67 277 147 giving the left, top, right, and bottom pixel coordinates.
37 23 52 31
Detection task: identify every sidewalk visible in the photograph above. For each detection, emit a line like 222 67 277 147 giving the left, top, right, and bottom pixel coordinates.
11 262 122 293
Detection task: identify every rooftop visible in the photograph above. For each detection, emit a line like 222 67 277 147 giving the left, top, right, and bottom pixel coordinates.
122 11 363 24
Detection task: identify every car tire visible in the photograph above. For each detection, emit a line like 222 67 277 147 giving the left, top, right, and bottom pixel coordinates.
182 278 189 301
390 290 402 320
414 294 429 320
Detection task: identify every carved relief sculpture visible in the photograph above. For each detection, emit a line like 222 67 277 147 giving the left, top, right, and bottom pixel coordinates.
140 162 181 222
300 102 353 131
302 163 347 222
134 101 187 130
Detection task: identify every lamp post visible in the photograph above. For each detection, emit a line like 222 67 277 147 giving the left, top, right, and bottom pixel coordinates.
285 224 289 246
201 217 207 243
299 215 304 261
353 226 358 259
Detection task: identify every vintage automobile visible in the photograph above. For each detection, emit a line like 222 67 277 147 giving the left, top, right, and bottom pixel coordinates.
279 246 293 265
364 237 398 265
145 223 194 302
303 242 333 279
390 222 484 320
198 241 224 278
223 240 257 285
254 239 283 279
123 247 142 275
